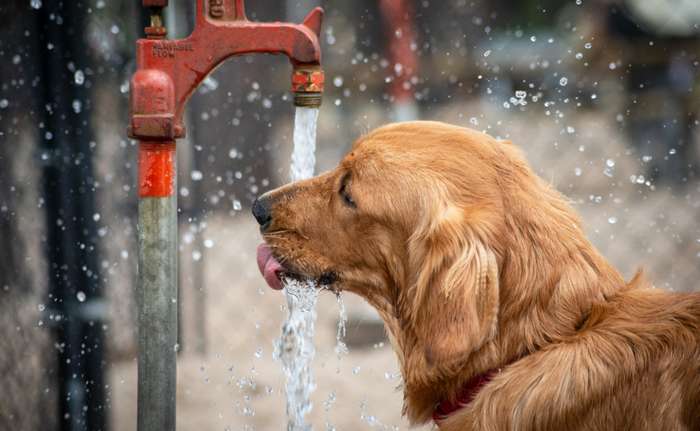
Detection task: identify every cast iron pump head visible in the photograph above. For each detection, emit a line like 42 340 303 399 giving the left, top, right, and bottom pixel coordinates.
128 0 324 142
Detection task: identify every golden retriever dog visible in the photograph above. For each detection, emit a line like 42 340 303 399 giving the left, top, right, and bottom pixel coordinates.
253 121 700 430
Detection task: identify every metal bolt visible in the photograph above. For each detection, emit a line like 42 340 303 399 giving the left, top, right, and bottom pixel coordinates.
145 7 167 39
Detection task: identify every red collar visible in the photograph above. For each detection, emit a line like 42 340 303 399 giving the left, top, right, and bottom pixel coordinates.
432 368 500 423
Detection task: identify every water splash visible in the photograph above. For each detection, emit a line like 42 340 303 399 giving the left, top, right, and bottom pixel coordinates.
274 106 320 431
360 400 398 430
274 279 320 431
334 294 348 359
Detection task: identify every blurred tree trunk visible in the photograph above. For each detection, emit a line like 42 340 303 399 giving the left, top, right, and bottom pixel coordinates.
0 2 58 430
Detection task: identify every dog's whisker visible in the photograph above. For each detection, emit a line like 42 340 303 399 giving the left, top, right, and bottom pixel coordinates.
264 229 293 236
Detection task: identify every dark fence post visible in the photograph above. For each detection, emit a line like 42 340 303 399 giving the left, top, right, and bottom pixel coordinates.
37 1 107 430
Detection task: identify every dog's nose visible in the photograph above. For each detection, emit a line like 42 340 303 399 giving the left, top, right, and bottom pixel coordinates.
252 195 272 230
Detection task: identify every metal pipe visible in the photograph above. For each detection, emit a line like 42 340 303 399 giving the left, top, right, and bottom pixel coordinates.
137 141 178 430
379 0 419 121
379 0 418 104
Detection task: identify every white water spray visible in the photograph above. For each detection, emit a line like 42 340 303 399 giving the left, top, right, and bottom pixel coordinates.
274 278 320 431
274 106 320 431
334 294 348 360
290 107 319 181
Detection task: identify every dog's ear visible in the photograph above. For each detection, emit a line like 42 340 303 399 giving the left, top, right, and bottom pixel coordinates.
407 205 499 367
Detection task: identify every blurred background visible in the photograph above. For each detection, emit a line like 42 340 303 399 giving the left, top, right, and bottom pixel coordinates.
0 0 698 429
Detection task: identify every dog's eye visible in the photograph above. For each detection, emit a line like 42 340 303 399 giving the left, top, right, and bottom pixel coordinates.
339 175 357 208
342 188 356 208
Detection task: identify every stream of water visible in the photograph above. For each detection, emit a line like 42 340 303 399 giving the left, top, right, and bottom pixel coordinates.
290 107 319 181
273 107 321 431
273 278 320 431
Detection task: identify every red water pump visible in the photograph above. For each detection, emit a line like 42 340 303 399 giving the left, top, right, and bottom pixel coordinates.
127 2 324 429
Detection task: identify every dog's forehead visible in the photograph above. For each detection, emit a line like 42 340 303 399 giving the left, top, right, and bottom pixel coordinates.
351 122 485 156
338 122 516 187
342 136 383 166
339 143 390 178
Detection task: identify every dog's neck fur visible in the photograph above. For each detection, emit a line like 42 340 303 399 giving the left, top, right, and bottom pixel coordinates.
360 174 626 424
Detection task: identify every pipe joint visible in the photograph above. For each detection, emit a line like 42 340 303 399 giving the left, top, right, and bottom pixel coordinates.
128 69 184 140
292 67 324 108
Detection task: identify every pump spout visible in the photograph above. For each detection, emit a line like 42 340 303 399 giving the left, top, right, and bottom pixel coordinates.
129 1 324 141
292 9 325 108
291 65 324 108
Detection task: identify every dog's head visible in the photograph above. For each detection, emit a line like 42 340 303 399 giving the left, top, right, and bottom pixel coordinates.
255 121 525 365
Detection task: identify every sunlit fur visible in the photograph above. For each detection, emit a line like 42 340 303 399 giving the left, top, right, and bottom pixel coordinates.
260 121 700 430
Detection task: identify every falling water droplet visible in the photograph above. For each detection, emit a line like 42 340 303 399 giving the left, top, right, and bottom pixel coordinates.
72 99 82 113
191 170 203 181
74 70 85 85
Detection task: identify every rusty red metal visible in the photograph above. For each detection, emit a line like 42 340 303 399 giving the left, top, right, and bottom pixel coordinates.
291 68 325 93
143 0 169 6
139 141 176 197
128 0 324 142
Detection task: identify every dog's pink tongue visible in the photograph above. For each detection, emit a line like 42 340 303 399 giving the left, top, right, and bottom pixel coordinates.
256 244 284 290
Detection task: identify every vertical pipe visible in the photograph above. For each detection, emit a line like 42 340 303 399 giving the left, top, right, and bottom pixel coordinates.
137 141 178 431
166 0 187 356
182 0 208 356
379 0 419 121
234 0 246 19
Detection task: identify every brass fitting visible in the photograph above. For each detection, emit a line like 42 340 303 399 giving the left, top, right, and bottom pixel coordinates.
145 7 167 39
291 67 324 108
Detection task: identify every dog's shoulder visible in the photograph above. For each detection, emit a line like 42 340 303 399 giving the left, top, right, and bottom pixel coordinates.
456 287 700 430
585 283 700 340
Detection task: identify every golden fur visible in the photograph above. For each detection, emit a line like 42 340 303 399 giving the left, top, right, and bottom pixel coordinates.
260 121 700 430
